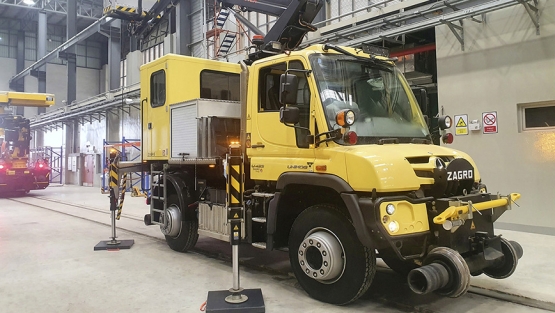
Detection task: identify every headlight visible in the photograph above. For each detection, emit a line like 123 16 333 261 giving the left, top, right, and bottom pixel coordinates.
386 204 395 215
438 115 452 129
335 109 356 127
388 221 399 233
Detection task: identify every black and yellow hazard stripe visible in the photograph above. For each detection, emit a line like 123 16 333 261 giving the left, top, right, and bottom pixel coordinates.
228 165 241 205
116 173 127 220
226 145 242 208
104 5 147 18
109 163 118 188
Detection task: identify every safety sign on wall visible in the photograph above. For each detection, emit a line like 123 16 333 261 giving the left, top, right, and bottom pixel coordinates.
454 114 468 135
482 111 498 134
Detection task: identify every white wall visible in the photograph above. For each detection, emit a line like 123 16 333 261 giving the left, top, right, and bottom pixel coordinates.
436 2 555 233
0 58 102 118
0 57 16 91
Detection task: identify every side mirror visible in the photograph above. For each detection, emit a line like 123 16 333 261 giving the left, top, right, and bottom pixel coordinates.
411 87 428 114
280 106 300 124
279 74 298 105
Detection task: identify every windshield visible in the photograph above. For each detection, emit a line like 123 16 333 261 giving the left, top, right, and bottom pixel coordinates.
310 54 430 144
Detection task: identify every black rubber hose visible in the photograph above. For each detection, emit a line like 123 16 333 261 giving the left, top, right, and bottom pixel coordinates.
407 262 450 294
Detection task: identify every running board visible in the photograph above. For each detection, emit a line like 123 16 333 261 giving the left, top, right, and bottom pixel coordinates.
252 242 266 249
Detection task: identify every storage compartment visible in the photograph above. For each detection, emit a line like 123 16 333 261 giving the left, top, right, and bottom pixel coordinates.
198 202 245 242
170 99 241 159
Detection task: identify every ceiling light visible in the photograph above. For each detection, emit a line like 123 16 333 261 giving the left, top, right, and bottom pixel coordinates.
23 0 36 5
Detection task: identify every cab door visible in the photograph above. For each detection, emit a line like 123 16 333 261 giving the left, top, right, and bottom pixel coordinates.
144 68 169 160
247 59 315 180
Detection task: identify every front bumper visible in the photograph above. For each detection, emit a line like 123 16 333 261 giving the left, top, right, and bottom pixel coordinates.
353 192 519 261
0 169 50 192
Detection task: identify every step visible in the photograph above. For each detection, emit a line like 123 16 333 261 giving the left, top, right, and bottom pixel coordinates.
252 192 274 198
252 217 266 223
151 209 164 213
252 242 266 249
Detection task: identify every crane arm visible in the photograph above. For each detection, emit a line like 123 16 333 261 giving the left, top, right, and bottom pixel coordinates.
0 92 55 108
219 0 324 51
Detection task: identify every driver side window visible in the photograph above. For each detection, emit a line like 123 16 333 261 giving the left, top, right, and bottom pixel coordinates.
259 63 286 112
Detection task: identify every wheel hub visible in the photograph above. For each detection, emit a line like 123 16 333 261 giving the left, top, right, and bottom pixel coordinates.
298 230 345 283
160 205 181 237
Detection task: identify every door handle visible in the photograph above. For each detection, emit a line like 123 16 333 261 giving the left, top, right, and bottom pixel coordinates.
251 144 265 148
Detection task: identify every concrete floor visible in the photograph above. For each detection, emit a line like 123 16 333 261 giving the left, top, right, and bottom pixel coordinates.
0 185 553 312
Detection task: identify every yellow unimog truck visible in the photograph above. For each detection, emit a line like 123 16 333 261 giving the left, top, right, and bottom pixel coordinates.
138 42 523 304
0 92 54 194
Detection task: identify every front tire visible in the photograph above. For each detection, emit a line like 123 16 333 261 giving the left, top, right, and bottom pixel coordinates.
289 204 376 305
164 194 199 252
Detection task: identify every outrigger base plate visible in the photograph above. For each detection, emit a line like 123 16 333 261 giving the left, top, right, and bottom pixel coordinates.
94 239 135 251
206 289 265 313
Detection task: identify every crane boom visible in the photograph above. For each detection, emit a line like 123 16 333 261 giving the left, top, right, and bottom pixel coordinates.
219 0 324 55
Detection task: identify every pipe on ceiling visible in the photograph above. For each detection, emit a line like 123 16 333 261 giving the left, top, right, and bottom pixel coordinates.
390 43 436 58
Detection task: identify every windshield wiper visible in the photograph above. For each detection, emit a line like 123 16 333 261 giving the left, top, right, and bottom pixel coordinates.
322 44 394 72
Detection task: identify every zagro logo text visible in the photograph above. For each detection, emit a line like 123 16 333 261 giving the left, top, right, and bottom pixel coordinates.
447 170 473 181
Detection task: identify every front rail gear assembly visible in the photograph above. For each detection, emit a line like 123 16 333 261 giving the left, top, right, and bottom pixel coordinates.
402 192 524 298
433 193 521 227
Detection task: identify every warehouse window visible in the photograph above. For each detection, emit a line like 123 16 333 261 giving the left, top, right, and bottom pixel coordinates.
150 70 166 108
200 70 240 101
519 101 555 131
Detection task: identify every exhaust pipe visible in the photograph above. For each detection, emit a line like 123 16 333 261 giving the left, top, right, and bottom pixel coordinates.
407 262 450 295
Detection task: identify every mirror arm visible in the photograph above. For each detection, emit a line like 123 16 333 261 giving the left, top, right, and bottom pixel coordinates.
315 129 341 147
283 123 311 134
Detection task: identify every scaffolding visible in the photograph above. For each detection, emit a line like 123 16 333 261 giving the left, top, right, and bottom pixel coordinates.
207 1 245 59
101 137 148 194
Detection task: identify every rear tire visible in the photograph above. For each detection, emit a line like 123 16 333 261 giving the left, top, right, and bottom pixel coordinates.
289 204 376 305
165 194 199 252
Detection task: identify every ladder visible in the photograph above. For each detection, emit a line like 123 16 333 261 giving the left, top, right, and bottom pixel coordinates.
250 192 274 249
216 7 231 28
149 167 167 226
217 33 237 56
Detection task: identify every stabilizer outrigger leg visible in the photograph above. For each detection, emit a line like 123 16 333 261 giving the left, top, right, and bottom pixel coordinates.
205 144 265 312
94 153 134 251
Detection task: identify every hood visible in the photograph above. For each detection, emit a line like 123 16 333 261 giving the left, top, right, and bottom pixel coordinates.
341 143 480 193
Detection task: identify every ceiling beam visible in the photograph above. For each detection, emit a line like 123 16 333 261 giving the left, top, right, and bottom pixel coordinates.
0 0 103 21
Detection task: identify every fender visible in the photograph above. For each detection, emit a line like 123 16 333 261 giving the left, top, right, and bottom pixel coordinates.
268 172 376 249
165 173 196 221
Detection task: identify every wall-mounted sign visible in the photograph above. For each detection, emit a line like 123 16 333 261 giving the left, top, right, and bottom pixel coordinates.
482 111 498 134
454 114 468 135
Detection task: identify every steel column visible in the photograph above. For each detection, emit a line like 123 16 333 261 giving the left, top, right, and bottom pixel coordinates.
66 0 77 107
176 1 192 56
14 29 25 115
109 20 122 90
37 11 47 117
